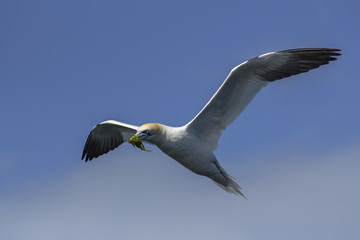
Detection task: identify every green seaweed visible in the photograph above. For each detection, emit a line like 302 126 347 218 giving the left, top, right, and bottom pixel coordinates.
128 135 151 152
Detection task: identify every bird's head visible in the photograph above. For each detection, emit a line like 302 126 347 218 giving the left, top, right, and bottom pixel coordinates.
136 123 163 143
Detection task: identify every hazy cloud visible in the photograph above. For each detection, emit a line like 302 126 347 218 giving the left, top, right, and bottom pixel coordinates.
1 146 359 240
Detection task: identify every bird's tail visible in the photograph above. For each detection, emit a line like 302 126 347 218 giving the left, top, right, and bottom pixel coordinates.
211 161 247 198
212 176 247 199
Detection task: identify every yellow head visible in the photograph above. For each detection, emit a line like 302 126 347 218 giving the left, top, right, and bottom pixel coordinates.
135 123 164 143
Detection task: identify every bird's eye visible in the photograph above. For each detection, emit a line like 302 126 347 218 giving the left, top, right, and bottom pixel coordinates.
143 130 150 135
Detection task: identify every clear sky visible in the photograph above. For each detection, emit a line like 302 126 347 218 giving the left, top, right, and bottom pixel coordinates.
1 0 359 239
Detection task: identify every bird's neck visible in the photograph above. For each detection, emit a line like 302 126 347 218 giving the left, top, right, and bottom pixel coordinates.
149 125 187 146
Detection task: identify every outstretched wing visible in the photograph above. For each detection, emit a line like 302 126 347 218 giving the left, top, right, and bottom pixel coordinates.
82 120 138 161
186 48 341 150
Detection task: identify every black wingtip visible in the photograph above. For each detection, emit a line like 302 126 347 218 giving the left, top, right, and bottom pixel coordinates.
81 130 94 162
81 146 87 161
283 48 341 57
81 122 129 162
260 48 342 82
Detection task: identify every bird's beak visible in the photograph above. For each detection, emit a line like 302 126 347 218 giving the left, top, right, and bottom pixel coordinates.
135 132 147 140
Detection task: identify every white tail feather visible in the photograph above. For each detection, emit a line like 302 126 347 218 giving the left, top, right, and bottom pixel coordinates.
212 176 247 199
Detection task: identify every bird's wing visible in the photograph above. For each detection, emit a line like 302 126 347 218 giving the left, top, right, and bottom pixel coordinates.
186 48 341 150
82 120 138 161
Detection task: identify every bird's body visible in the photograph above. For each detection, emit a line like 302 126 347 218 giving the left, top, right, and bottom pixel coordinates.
152 124 234 186
82 48 341 197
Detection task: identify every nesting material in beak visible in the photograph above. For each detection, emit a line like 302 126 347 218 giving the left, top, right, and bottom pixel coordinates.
128 135 151 152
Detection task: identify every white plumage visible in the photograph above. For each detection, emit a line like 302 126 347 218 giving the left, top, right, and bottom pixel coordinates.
82 48 340 197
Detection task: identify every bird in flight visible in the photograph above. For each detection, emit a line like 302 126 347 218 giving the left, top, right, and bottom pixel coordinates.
82 48 340 197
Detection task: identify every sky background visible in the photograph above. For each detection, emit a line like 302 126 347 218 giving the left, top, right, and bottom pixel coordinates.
1 0 359 239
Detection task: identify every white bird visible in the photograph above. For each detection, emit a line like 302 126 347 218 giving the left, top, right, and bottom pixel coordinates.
82 48 340 197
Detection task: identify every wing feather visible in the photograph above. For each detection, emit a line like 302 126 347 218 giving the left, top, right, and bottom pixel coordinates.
186 48 341 150
81 120 138 161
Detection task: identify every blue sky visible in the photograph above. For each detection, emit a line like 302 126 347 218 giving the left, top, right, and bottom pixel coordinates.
1 0 359 239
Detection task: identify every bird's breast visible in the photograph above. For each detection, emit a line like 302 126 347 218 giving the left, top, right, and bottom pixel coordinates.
156 127 217 175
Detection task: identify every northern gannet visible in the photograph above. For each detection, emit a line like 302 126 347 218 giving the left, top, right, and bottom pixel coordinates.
82 48 341 197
